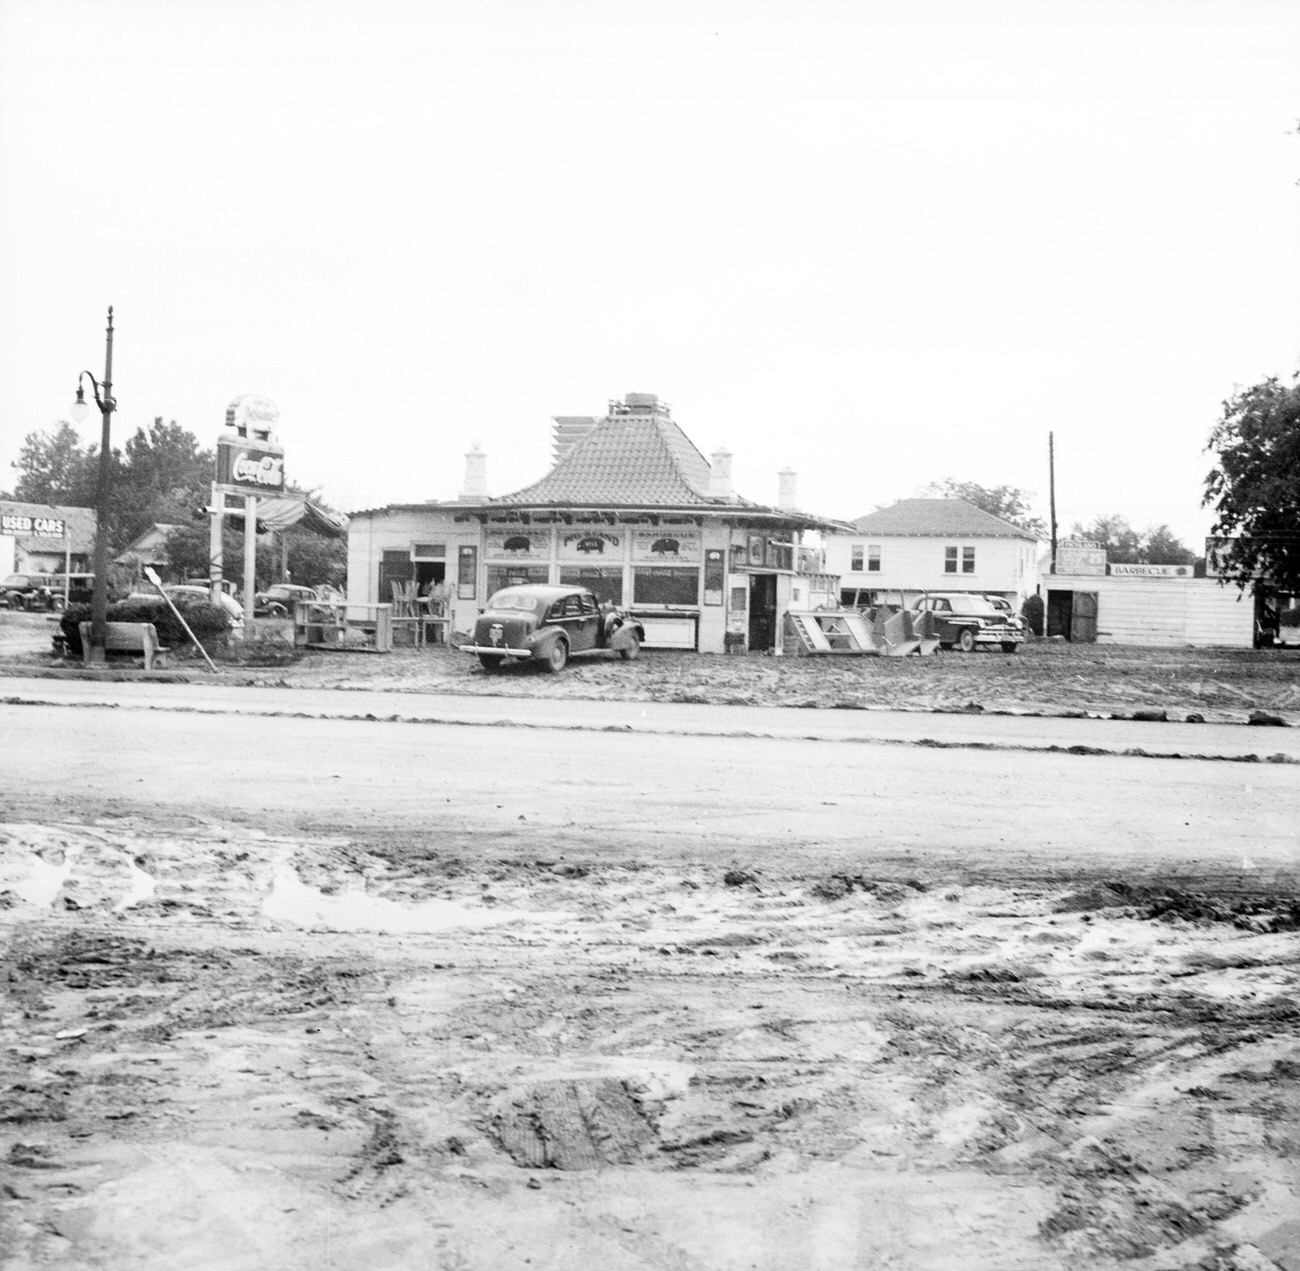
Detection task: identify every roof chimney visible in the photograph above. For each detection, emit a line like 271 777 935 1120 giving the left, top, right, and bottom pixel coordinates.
709 447 733 499
460 443 487 500
777 467 797 510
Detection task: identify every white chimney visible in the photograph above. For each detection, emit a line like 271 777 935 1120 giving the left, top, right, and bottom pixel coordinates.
778 467 797 510
709 447 733 498
460 443 487 500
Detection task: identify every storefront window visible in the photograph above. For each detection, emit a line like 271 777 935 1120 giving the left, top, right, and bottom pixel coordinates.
486 564 550 595
633 567 699 607
559 567 623 605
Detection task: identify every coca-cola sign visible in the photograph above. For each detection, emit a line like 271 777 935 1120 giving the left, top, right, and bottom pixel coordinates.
218 439 286 492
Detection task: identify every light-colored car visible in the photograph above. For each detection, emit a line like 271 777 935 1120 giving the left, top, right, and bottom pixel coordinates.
912 592 1025 653
128 585 245 632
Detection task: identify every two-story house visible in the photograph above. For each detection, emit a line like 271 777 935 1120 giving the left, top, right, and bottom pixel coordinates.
824 498 1040 608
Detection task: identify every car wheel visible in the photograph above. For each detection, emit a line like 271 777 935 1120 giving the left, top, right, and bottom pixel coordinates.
543 638 569 673
266 602 287 618
51 595 66 612
618 633 641 661
478 654 503 672
957 628 976 653
1001 641 1018 654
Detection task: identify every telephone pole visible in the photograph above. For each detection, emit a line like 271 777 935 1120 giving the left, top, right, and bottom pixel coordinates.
1049 431 1058 575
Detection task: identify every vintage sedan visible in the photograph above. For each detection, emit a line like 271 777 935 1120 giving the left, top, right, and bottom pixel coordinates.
912 592 1025 653
464 584 645 672
254 583 319 617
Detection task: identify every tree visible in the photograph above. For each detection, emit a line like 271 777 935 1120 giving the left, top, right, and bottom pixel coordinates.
1068 514 1195 565
162 520 249 588
1070 514 1144 562
1204 373 1300 592
10 422 98 505
1141 525 1197 567
112 418 213 552
281 524 347 589
918 478 1046 538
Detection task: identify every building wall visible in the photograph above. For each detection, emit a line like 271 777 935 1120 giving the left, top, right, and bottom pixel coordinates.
348 509 810 653
1 501 97 575
825 533 1037 603
1047 575 1254 647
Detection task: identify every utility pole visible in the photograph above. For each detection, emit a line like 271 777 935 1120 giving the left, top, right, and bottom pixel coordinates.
1048 431 1058 576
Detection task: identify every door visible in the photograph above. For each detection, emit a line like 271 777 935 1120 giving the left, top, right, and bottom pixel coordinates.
748 574 778 651
558 591 600 652
1071 591 1098 642
1047 589 1073 639
378 550 413 606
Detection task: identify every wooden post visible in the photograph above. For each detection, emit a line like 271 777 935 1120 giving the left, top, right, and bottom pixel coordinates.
243 494 257 637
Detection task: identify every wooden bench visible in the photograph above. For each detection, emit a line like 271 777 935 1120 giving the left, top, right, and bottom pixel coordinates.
80 621 169 670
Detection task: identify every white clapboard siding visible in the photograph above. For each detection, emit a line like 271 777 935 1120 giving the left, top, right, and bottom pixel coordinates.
1050 576 1255 647
825 534 1035 598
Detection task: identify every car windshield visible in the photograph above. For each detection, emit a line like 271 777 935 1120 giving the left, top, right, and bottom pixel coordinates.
487 590 540 612
4 575 30 586
948 596 1003 616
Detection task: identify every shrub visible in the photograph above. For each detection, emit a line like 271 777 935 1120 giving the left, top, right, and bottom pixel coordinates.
1021 593 1045 637
60 598 231 658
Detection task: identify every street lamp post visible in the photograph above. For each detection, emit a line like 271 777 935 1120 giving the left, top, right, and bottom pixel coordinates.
70 306 116 664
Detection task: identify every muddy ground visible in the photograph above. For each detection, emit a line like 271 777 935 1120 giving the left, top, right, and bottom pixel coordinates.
4 610 1300 723
2 620 1299 1269
4 826 1299 1270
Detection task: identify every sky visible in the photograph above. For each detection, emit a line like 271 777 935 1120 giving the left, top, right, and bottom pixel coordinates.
1 0 1297 550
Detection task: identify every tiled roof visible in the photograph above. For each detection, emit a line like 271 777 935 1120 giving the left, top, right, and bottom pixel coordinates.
497 412 734 508
851 499 1037 540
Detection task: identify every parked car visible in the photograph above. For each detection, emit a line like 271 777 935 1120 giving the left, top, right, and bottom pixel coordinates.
464 584 645 672
1 572 68 611
127 584 245 631
254 583 319 617
912 592 1025 653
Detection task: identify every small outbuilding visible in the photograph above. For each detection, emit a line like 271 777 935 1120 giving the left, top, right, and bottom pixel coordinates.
1047 558 1256 647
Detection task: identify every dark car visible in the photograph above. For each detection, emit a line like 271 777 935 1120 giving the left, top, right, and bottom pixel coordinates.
464 584 646 672
912 592 1025 653
2 572 67 611
254 583 319 617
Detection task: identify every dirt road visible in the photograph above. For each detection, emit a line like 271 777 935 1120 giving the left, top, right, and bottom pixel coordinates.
3 679 1299 1270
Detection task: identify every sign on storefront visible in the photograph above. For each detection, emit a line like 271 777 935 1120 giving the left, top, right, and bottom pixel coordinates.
558 530 620 560
486 529 545 558
1 513 65 537
1110 563 1193 578
1056 541 1107 575
632 529 699 562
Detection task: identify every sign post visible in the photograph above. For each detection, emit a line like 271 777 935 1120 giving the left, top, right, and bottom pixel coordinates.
143 566 217 672
213 394 285 639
